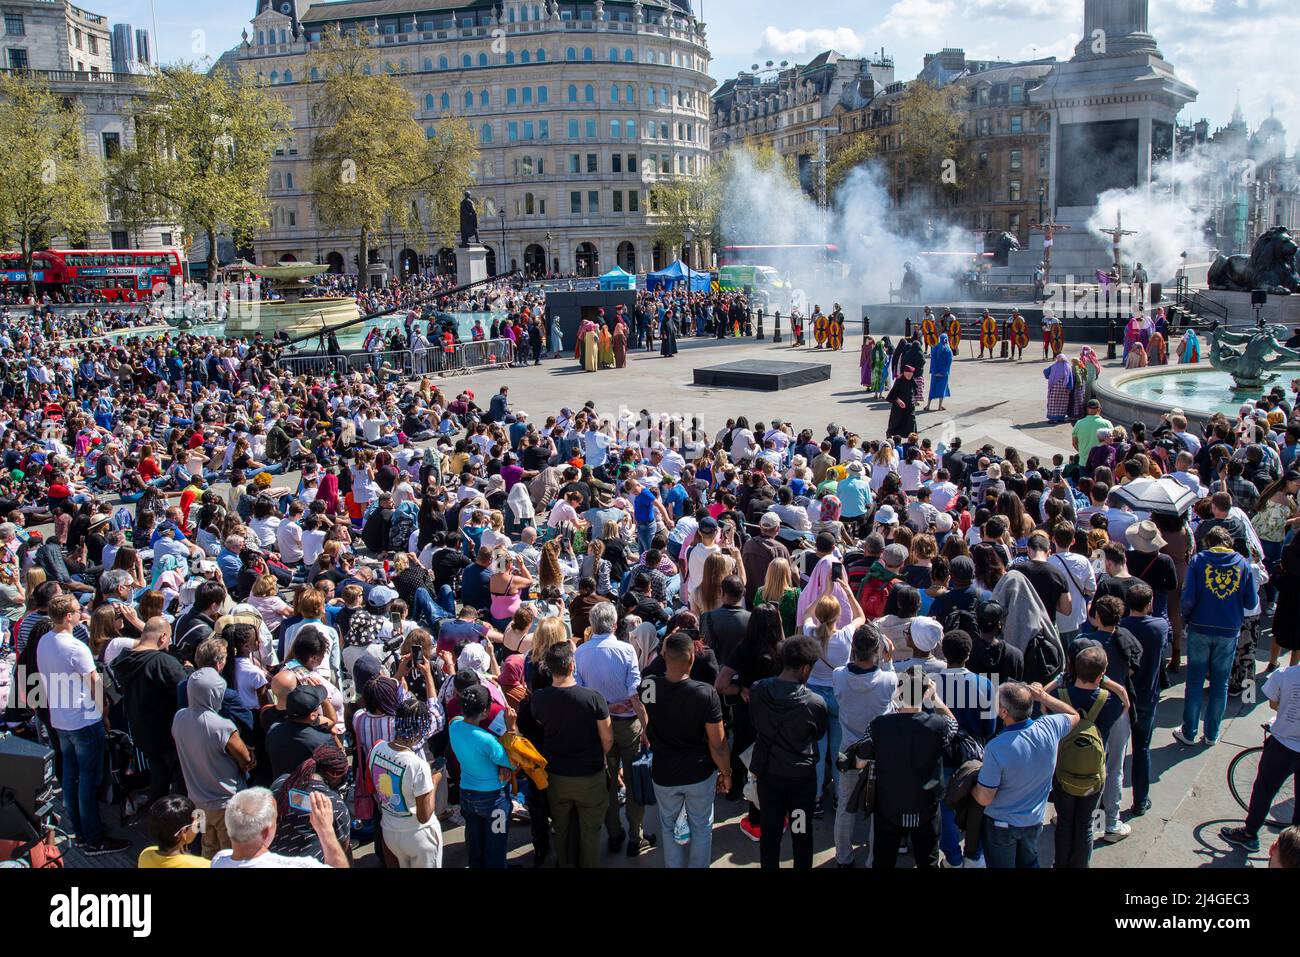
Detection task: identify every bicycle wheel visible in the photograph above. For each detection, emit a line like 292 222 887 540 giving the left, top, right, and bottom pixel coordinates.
1228 746 1296 829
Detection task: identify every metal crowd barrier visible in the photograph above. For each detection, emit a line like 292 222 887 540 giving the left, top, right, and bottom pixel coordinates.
276 338 516 380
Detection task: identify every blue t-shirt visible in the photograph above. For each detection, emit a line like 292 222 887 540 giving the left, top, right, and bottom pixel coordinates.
977 713 1074 827
1062 685 1121 741
633 488 658 524
661 483 688 519
448 718 511 792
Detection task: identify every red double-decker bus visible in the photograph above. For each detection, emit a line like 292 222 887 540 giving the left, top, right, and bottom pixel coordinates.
0 248 184 301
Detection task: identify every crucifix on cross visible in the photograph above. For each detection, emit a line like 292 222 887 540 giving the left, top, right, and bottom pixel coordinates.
1030 216 1072 277
1097 212 1138 280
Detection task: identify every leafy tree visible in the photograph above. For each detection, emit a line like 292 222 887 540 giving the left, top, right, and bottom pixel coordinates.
308 26 477 288
896 80 964 201
0 73 106 299
106 63 291 280
826 131 878 196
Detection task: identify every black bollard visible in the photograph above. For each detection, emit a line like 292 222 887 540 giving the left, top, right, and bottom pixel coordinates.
905 317 913 339
772 311 782 344
863 314 871 336
756 308 765 340
1001 321 1009 358
1107 319 1117 360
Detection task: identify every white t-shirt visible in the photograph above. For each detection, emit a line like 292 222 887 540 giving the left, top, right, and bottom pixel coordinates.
1051 551 1096 634
211 850 329 869
804 622 855 686
369 740 435 832
102 636 137 668
249 515 281 549
36 631 100 731
897 460 931 491
1264 665 1300 754
301 529 328 567
686 541 723 599
730 429 756 462
233 657 269 710
277 520 304 564
928 480 959 513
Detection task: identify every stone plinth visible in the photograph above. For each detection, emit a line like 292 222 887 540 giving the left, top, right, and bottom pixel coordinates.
455 245 489 286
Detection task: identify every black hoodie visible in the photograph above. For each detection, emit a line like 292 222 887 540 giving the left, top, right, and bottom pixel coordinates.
748 677 829 779
112 647 190 753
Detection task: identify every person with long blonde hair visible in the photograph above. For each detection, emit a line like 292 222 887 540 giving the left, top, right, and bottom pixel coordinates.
538 538 565 594
800 586 866 812
756 557 800 636
692 551 730 615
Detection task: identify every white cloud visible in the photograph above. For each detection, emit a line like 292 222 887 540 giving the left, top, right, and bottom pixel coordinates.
755 26 868 58
880 0 958 38
963 0 1072 18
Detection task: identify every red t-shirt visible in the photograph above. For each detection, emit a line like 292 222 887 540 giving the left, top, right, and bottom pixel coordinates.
139 458 161 481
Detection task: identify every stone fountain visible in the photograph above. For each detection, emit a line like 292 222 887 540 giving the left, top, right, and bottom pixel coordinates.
222 261 359 337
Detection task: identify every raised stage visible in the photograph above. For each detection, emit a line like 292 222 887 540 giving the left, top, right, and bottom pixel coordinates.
693 359 832 391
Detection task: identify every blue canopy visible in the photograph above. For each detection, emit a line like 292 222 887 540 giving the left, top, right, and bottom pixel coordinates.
646 260 710 292
598 265 636 290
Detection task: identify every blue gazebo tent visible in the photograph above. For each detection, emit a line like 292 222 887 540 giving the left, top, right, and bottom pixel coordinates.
598 265 636 290
646 260 710 292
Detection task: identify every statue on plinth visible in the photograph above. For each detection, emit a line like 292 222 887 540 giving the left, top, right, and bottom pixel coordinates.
459 191 480 247
1209 322 1300 388
1208 226 1300 295
900 261 922 303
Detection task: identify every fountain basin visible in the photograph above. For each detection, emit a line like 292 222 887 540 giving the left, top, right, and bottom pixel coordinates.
1093 363 1298 429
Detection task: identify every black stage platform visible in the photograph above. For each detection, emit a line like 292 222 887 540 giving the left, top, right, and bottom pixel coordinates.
693 359 832 391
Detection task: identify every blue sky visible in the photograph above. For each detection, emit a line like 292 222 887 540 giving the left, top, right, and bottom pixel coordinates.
120 0 1284 145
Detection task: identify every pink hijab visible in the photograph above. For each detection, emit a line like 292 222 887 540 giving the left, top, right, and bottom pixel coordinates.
796 555 853 629
316 471 340 513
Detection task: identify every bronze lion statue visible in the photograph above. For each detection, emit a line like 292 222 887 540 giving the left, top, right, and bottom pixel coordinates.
992 231 1021 267
1208 226 1300 294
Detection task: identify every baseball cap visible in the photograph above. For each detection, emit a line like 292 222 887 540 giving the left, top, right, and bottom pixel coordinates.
933 512 954 533
367 585 399 607
949 556 975 583
285 683 327 718
698 516 720 534
759 512 781 530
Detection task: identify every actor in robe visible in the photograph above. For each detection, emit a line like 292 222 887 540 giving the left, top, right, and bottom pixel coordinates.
886 366 918 438
924 333 953 412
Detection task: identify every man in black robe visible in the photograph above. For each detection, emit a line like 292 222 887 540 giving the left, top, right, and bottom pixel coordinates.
886 366 918 439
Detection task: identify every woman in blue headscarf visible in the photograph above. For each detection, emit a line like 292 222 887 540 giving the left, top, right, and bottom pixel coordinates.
1178 327 1201 364
924 333 953 412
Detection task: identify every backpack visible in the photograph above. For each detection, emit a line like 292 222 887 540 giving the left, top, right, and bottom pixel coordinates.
1054 687 1109 797
111 506 135 534
1022 628 1065 685
389 509 416 554
858 576 895 620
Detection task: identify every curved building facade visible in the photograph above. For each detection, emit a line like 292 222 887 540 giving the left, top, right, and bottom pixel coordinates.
236 0 712 279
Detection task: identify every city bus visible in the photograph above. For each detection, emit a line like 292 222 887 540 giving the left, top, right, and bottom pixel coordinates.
0 248 184 302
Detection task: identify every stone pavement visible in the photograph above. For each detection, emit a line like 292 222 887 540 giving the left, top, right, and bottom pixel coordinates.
58 334 1294 869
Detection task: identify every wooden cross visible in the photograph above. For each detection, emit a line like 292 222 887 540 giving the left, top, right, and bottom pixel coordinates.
1097 212 1137 279
1030 216 1072 277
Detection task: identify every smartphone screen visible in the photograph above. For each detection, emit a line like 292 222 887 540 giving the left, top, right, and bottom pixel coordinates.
288 788 313 813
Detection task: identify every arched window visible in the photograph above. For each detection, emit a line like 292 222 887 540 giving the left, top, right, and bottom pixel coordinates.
425 93 434 110
507 88 517 105
269 70 279 83
423 58 433 71
507 6 516 21
538 86 548 103
462 54 472 68
536 48 545 62
520 50 530 63
282 69 292 82
608 48 618 61
567 84 577 102
309 66 319 81
582 47 593 61
611 84 619 103
480 89 489 106
584 84 594 102
478 53 488 66
441 92 450 110
626 119 636 139
522 87 532 104
626 84 634 103
479 123 492 142
624 48 633 62
565 47 575 61
464 90 473 109
426 126 436 139
648 88 656 106
611 119 621 138
505 51 514 64
438 55 449 69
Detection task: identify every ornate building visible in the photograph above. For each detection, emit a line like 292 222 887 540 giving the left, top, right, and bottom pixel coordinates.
0 0 171 249
233 0 713 278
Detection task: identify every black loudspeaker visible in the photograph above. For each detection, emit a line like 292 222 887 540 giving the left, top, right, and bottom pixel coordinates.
0 733 55 838
1251 289 1269 305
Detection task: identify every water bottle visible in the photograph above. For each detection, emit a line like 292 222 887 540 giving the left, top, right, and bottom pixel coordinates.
673 807 690 846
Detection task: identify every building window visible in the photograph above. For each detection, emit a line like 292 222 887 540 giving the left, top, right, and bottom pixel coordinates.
7 48 28 69
611 120 621 138
1010 149 1022 170
479 123 492 142
587 190 599 212
507 88 517 105
464 91 473 109
538 86 548 103
439 56 449 69
536 49 545 62
505 51 515 64
522 88 532 104
586 153 597 173
478 53 488 66
613 191 623 212
539 120 549 139
611 84 619 103
523 120 534 139
1009 212 1021 234
441 92 450 109
111 230 129 248
423 58 433 71
508 121 519 141
160 232 172 246
101 132 120 159
571 191 581 213
521 50 531 63
565 47 576 61
568 84 577 102
1009 180 1021 202
627 154 637 173
4 13 23 35
612 154 622 173
582 47 593 61
626 120 636 139
585 119 596 138
463 54 472 68
584 84 594 103
569 154 580 173
480 90 489 106
628 190 639 212
1010 114 1022 134
1010 84 1023 103
568 119 579 138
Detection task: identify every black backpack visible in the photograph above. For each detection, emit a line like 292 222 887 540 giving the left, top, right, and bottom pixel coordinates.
1022 628 1065 685
388 509 416 554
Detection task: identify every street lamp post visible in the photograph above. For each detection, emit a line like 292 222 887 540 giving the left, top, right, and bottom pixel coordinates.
683 226 693 269
544 231 552 279
497 209 507 277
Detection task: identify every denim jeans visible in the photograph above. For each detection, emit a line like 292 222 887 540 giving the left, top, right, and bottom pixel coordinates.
58 721 106 844
245 463 285 479
1102 717 1132 830
1131 704 1158 807
1182 629 1238 742
806 683 840 801
460 786 512 868
982 817 1042 868
636 521 657 553
1052 789 1102 868
434 584 458 619
411 586 443 628
653 772 717 868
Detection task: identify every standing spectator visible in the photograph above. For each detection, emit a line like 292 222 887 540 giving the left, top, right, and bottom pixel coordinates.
640 631 731 868
370 697 444 868
449 683 516 868
973 681 1080 868
36 594 130 855
1119 583 1168 817
530 641 613 867
211 787 347 868
1221 662 1300 852
113 616 189 804
748 635 830 869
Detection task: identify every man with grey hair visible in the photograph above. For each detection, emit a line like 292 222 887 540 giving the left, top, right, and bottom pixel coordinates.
211 786 347 868
972 681 1080 868
100 568 145 637
574 599 652 857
